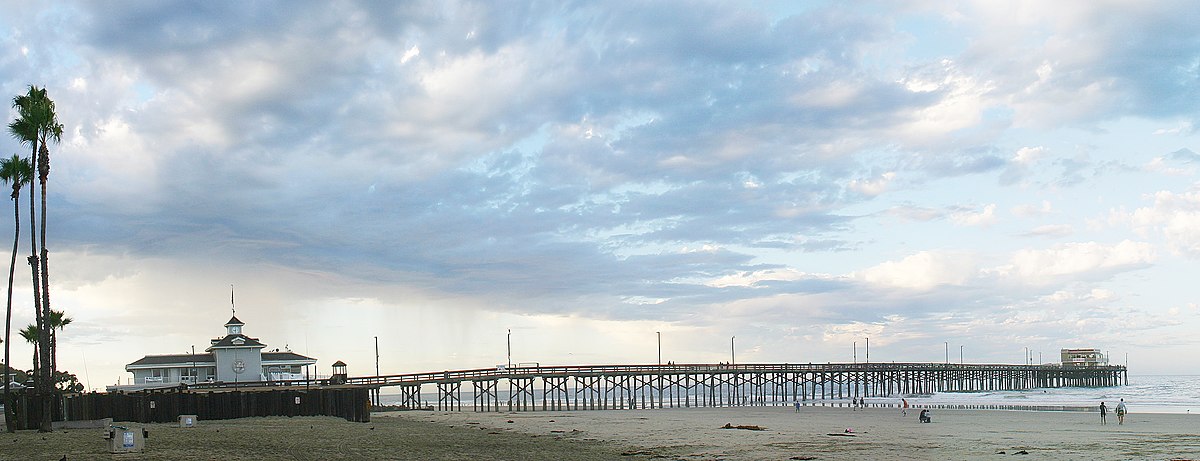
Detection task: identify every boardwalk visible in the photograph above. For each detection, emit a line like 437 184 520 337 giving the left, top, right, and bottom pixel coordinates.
341 362 1127 412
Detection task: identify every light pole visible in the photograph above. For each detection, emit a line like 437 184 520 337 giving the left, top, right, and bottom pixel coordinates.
731 336 736 365
507 329 512 369
190 345 196 384
944 342 948 364
1024 347 1029 365
374 336 381 406
853 341 857 364
866 337 869 364
959 345 963 364
657 331 661 365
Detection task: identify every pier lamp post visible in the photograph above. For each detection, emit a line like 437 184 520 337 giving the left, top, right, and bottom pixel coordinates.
657 331 661 365
944 342 948 364
959 345 963 364
731 336 735 365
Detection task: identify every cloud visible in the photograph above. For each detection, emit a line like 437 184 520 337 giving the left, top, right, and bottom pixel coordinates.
0 1 1197 380
847 172 896 197
856 251 978 291
1153 121 1194 135
1128 190 1200 256
994 240 1155 281
1011 200 1053 218
1020 224 1075 238
950 204 997 227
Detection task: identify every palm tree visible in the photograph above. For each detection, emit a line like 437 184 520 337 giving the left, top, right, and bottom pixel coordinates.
9 85 59 432
45 309 70 373
18 325 37 377
0 154 29 433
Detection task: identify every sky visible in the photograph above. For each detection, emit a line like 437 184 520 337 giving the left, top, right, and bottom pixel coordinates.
0 1 1198 390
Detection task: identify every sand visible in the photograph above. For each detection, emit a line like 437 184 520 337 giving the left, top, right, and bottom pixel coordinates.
397 406 1200 461
0 414 630 460
4 406 1198 460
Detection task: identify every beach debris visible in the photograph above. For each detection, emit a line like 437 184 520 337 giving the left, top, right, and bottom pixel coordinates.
506 420 514 423
790 457 817 460
1013 450 1029 455
720 423 766 431
825 433 855 437
619 449 663 456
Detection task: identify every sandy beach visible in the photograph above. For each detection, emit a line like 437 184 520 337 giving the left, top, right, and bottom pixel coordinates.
5 406 1199 460
395 405 1200 461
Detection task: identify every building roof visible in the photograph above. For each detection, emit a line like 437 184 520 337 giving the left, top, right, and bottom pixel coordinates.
225 315 244 326
206 334 266 350
262 351 317 363
127 353 215 369
127 351 315 370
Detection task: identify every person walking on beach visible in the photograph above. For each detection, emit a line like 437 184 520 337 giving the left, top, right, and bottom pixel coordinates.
1116 399 1127 424
1099 402 1107 424
901 398 909 416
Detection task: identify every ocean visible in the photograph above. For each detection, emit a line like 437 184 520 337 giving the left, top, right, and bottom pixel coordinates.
893 374 1199 414
381 375 1200 414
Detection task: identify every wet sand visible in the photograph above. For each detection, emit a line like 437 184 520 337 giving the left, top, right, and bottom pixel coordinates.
6 406 1199 460
396 405 1200 460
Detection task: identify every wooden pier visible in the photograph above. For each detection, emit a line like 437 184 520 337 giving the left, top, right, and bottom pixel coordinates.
346 362 1127 412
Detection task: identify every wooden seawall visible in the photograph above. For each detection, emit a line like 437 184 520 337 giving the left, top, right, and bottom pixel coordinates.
348 362 1128 412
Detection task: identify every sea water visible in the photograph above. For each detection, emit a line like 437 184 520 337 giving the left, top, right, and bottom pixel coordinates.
898 375 1200 414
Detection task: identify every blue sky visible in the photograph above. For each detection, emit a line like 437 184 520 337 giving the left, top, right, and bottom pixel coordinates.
1 1 1198 388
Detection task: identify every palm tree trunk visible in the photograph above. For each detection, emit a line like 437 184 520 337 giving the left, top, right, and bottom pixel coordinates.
3 185 19 432
38 142 50 368
24 143 45 432
36 139 53 433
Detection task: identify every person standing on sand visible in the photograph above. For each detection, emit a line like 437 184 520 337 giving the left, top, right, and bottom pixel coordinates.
1099 402 1107 424
1116 399 1127 424
901 398 909 416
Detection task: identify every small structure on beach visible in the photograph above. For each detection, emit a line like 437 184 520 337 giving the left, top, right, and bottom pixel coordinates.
1060 348 1108 367
110 315 316 391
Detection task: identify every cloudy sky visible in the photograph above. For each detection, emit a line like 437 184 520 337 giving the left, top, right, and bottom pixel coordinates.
1 1 1198 389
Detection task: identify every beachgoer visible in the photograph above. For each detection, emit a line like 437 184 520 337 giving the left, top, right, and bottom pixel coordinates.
902 398 909 416
919 409 931 423
1099 402 1107 424
1116 399 1127 424
795 400 801 411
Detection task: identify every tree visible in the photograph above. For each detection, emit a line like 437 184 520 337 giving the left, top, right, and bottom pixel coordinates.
0 154 29 433
8 85 59 432
18 325 37 375
45 309 70 373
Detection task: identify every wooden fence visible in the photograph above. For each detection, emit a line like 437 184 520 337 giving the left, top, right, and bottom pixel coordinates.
6 387 371 427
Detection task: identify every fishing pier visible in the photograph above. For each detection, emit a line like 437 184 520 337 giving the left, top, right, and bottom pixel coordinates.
345 362 1128 412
